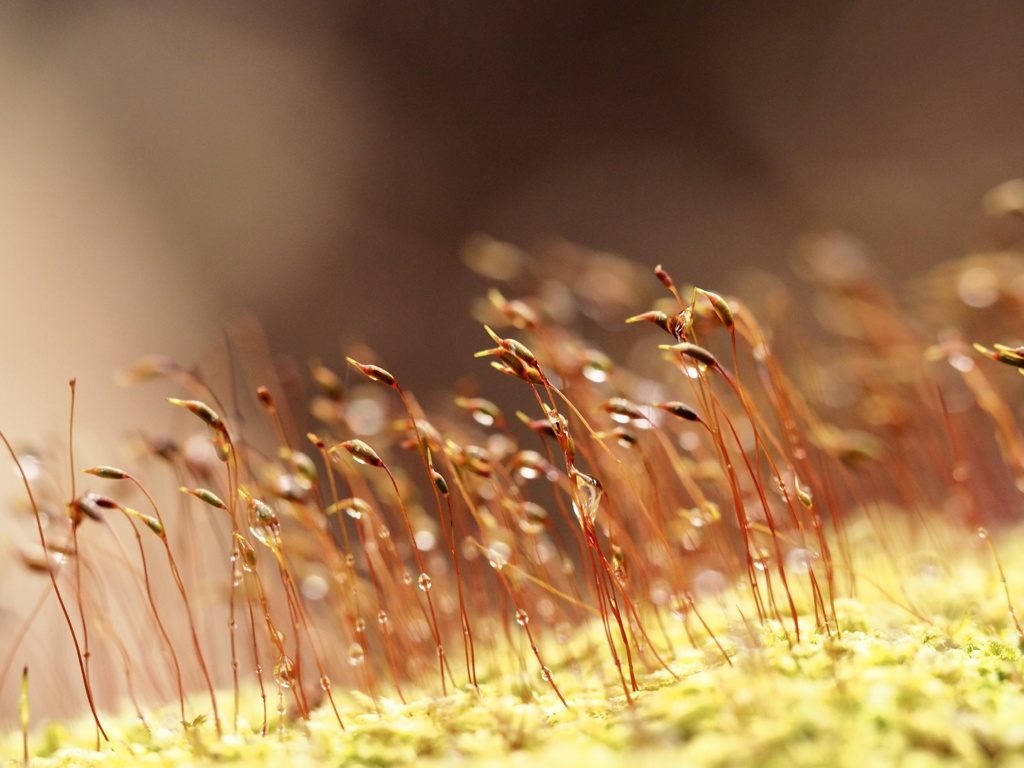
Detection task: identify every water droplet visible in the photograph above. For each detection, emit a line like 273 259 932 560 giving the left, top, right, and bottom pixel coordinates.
235 537 258 572
515 608 529 627
319 675 331 691
348 643 365 666
273 655 296 689
487 541 512 570
683 507 705 529
273 473 310 503
247 497 282 550
418 573 432 591
335 496 371 520
377 610 389 626
354 618 366 634
571 470 603 525
518 502 547 535
753 547 771 572
540 666 552 681
513 450 548 480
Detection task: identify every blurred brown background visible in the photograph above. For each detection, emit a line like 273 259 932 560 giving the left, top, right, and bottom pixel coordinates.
1 0 1023 454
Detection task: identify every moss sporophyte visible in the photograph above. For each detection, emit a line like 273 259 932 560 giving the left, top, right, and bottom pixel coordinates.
6 233 1024 766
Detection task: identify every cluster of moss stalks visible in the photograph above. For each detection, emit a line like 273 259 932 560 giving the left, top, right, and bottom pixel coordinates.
5 229 1024 767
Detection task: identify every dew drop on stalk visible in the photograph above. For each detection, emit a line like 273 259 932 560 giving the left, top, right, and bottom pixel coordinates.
572 470 603 525
515 608 529 627
456 397 503 427
273 655 296 689
348 643 365 666
274 473 310 502
578 347 612 382
753 547 771 572
582 363 608 383
473 410 495 427
247 497 281 550
336 496 371 520
513 450 547 480
487 541 511 570
418 572 432 591
236 536 258 572
377 610 389 627
518 501 547 535
354 618 366 634
319 675 331 692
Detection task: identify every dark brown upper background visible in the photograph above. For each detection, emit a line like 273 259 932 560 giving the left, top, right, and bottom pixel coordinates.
1 0 1023 442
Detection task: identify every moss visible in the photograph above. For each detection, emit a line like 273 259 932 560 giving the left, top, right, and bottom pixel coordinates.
5 525 1024 768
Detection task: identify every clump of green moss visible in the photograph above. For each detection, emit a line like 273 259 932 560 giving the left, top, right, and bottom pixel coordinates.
6 524 1024 767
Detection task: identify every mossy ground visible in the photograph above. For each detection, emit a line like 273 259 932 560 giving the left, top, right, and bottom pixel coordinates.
6 520 1024 768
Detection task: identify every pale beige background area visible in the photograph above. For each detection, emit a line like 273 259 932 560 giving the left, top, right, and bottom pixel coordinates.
0 0 1023 723
1 2 1023 441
